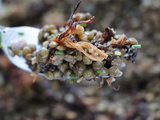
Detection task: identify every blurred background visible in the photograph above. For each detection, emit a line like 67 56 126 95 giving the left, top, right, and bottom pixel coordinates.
0 0 160 120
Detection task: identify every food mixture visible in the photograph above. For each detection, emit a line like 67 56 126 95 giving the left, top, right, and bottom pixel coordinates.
8 1 141 89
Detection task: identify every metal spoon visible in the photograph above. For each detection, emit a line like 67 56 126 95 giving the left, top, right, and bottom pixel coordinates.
0 25 40 72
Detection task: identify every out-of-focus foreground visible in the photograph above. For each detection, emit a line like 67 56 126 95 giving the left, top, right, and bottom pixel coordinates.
0 0 160 120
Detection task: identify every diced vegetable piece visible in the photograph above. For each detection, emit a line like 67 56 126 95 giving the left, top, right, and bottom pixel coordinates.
18 50 23 56
18 32 24 36
70 73 76 79
80 24 87 27
96 70 102 74
132 44 141 48
50 34 55 38
69 79 74 84
55 50 64 55
114 51 121 56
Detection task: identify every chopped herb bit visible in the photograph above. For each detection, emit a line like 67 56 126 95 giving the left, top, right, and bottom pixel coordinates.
69 79 74 84
8 50 15 57
70 73 76 79
50 34 55 38
55 50 64 55
0 45 2 48
18 50 23 56
11 54 15 57
132 44 141 48
80 24 87 27
8 45 12 49
96 70 102 74
18 32 24 36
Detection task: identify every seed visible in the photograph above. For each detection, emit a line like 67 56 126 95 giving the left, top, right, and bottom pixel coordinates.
76 52 82 61
83 55 92 65
56 45 66 51
51 29 58 34
76 62 86 70
92 61 103 70
83 69 95 79
49 41 58 48
43 32 50 39
52 70 62 80
75 25 84 36
39 47 49 58
52 59 63 66
38 30 44 42
91 29 98 36
69 63 74 69
114 51 121 56
64 55 76 64
28 44 36 51
44 71 54 80
25 53 33 61
31 56 37 65
52 55 64 65
106 51 113 55
109 67 123 77
22 46 32 56
85 31 94 40
81 35 89 42
112 57 122 66
96 31 102 38
75 70 83 77
51 55 64 60
58 63 68 73
59 27 65 33
39 58 47 64
98 67 109 77
64 70 72 79
77 77 84 83
45 25 56 32
127 38 138 45
42 41 49 48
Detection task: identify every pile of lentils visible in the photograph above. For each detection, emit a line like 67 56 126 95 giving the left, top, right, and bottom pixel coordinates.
9 12 141 86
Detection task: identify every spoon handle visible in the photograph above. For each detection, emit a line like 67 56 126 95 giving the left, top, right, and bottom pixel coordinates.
0 25 10 32
0 25 5 31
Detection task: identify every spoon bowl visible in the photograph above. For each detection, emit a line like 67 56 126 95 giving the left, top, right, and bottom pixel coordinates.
1 26 40 72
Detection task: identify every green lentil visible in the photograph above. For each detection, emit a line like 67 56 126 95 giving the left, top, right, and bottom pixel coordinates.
28 44 36 51
39 47 49 58
44 71 54 80
76 52 82 61
56 45 66 51
42 41 49 48
22 46 32 56
83 69 95 79
83 55 92 65
55 51 64 55
93 61 103 70
49 41 58 48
